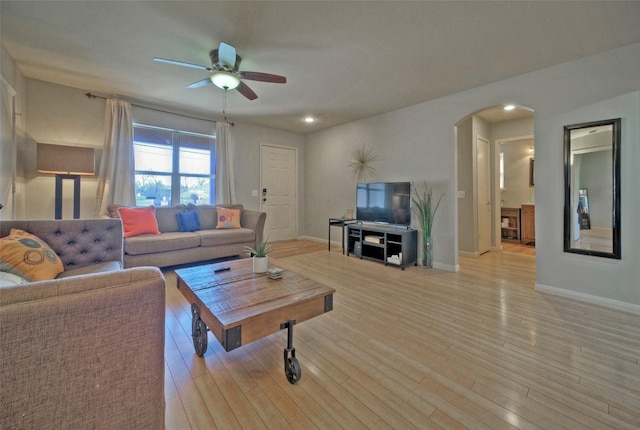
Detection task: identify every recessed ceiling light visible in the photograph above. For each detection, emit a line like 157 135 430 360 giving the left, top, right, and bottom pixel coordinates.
304 116 315 123
504 104 516 111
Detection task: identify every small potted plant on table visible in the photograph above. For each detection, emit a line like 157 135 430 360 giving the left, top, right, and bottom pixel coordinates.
244 238 275 273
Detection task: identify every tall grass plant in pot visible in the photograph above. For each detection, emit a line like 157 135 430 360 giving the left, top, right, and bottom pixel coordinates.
244 238 275 273
411 182 444 269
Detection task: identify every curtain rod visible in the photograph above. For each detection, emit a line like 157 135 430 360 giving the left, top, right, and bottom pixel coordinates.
85 92 234 125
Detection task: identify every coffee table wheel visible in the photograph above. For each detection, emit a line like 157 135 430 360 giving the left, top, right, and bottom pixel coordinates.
191 304 208 356
285 356 301 384
193 318 208 356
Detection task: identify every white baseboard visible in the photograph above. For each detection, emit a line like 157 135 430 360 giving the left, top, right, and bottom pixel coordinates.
535 283 640 315
297 235 324 244
458 250 480 258
434 262 460 272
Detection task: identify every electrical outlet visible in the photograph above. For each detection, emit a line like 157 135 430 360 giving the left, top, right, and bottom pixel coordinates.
251 189 258 197
457 190 466 198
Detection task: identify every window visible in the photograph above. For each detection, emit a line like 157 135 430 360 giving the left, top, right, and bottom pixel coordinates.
133 125 215 206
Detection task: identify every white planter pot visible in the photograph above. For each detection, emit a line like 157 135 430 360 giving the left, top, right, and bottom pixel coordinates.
253 256 268 273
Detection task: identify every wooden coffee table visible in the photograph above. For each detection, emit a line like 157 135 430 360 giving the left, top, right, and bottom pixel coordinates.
175 259 335 383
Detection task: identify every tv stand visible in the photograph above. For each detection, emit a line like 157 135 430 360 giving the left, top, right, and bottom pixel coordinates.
347 224 417 270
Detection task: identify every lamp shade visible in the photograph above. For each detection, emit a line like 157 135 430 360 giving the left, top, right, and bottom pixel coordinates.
210 71 240 90
37 143 95 175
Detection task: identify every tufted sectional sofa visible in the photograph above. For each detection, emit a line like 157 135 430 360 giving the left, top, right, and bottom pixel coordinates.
1 218 125 277
0 218 165 428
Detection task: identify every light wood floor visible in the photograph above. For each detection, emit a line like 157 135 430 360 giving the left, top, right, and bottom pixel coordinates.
163 241 640 429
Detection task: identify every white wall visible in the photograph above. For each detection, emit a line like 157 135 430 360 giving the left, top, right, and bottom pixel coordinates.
24 79 106 219
1 45 27 220
10 41 640 308
305 42 640 308
536 91 640 308
231 122 305 215
305 102 458 271
576 150 611 228
456 117 473 253
22 79 305 220
500 139 534 208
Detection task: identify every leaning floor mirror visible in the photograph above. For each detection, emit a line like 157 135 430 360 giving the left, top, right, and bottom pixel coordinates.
563 118 621 259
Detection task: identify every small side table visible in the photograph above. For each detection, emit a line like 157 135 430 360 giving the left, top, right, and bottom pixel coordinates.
328 218 356 254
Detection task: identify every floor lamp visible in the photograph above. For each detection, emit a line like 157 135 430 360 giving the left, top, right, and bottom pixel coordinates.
37 143 95 219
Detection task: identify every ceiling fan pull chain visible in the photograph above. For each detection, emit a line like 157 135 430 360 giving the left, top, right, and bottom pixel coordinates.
223 89 228 122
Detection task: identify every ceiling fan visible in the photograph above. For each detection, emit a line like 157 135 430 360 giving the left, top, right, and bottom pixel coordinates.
153 42 286 100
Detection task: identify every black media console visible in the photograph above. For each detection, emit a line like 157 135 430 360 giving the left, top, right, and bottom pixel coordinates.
347 223 417 270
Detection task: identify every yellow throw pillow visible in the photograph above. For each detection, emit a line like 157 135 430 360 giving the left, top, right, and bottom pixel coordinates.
0 229 64 281
216 207 241 229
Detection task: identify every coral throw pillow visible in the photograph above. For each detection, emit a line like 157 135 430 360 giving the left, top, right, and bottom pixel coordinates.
118 206 161 238
216 207 241 229
0 229 64 281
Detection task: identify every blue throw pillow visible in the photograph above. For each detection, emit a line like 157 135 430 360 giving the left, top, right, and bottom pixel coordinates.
176 211 201 232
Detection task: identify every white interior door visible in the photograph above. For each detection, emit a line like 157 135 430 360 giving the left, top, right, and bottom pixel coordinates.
477 136 491 254
260 145 297 241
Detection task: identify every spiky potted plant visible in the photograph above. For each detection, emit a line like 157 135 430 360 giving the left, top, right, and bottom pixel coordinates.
411 182 444 269
244 237 275 273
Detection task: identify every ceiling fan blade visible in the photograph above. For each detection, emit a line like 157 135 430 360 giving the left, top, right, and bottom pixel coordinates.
153 57 212 72
236 81 258 100
186 78 213 89
218 42 237 70
240 71 286 84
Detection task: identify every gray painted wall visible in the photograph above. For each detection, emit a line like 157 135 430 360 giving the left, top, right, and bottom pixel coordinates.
456 117 473 253
5 41 640 308
19 79 304 220
577 150 611 229
500 139 534 208
1 44 27 220
305 42 640 306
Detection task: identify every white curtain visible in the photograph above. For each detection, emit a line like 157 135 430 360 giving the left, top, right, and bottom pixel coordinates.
215 121 236 204
94 98 135 216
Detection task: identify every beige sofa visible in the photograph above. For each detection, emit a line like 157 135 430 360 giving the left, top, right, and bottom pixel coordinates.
0 219 165 429
109 203 266 268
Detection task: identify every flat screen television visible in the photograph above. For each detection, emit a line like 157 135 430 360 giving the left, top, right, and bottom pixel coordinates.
356 182 411 226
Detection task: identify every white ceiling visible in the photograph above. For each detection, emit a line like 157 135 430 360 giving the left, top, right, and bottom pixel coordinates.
2 1 640 134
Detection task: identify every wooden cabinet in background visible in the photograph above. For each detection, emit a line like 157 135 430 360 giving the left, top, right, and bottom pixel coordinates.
521 204 535 246
500 207 520 242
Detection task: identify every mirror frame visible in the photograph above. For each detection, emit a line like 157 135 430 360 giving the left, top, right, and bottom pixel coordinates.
563 118 621 259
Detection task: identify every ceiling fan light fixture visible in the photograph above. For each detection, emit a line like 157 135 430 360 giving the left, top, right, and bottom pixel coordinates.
210 71 240 90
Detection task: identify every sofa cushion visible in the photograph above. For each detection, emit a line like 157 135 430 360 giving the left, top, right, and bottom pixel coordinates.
199 228 255 247
0 229 64 281
176 211 201 232
216 207 241 229
124 232 200 256
155 204 186 232
56 261 123 278
187 203 243 230
118 206 161 238
0 271 30 287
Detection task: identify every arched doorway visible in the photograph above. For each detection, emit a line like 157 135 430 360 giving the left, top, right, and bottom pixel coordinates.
455 104 535 257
